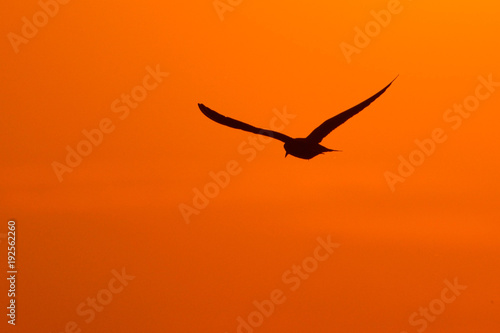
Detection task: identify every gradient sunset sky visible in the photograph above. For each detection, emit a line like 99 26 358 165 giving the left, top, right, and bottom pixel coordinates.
1 0 499 332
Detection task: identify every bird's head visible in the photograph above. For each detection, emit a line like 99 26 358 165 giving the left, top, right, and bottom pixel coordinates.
284 142 290 158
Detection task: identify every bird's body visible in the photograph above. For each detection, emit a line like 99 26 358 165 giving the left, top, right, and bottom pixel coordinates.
284 138 335 160
198 76 397 160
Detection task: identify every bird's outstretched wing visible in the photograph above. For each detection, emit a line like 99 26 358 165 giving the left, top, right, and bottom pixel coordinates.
198 103 292 143
306 76 398 144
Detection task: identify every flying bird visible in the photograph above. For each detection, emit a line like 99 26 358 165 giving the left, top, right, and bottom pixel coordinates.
198 76 397 160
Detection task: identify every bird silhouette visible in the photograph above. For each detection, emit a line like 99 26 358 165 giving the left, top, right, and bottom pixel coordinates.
198 76 397 160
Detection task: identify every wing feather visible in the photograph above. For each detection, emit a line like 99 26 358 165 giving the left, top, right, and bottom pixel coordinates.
306 76 398 143
198 104 292 143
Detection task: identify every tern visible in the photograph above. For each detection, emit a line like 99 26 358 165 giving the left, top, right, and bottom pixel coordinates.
198 76 397 160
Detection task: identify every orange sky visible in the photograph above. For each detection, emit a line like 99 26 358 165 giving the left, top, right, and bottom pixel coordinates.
1 0 499 332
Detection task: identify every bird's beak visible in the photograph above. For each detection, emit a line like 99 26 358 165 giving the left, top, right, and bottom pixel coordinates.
285 152 288 158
